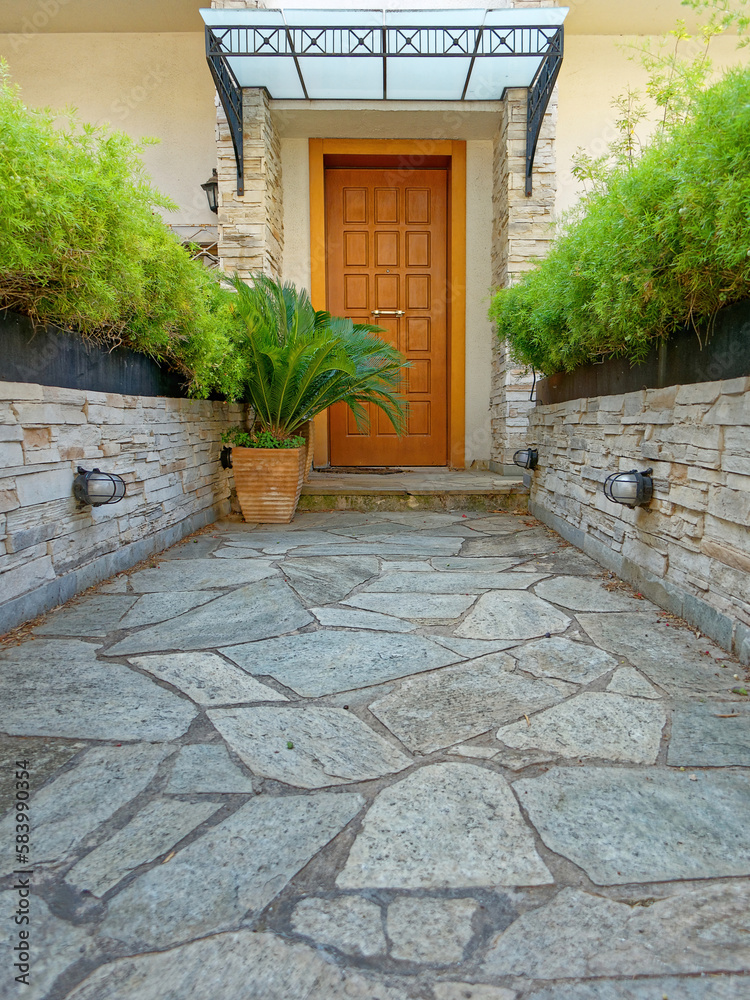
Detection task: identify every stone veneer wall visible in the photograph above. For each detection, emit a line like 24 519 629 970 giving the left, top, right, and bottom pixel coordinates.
212 0 283 280
490 82 558 471
526 378 750 663
0 382 243 633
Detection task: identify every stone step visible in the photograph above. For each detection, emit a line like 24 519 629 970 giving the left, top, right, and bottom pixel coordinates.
298 469 528 513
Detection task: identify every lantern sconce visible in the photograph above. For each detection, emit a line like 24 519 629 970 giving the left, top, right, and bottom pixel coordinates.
513 447 538 470
73 467 126 507
201 168 219 214
603 468 653 509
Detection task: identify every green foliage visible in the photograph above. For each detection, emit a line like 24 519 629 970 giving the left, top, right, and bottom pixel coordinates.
221 426 305 449
0 63 234 396
219 272 409 437
490 65 750 374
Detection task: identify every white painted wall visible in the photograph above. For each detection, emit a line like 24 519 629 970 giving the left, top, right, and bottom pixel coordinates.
0 31 218 225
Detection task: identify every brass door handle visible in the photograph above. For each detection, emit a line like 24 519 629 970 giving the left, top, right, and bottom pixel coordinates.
371 309 405 316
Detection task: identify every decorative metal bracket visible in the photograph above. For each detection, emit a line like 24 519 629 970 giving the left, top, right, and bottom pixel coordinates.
525 26 563 197
206 27 244 195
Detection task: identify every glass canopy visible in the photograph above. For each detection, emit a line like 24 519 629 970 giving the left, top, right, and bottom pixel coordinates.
201 7 568 193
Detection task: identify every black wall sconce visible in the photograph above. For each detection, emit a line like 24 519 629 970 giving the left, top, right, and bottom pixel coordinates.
513 448 538 470
603 468 653 509
220 446 233 470
201 168 219 214
73 467 126 507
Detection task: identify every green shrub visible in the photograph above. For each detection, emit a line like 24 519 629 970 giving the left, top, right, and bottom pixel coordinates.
0 64 234 396
490 66 750 374
221 427 306 449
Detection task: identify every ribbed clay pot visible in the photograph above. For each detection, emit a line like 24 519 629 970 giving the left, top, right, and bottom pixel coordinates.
231 446 305 523
300 420 314 482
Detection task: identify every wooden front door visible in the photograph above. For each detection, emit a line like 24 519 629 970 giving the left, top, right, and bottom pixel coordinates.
326 167 448 466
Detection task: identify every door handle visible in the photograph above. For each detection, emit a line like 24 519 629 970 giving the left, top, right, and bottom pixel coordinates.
371 309 405 317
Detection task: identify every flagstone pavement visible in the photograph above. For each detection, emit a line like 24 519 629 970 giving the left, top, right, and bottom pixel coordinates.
1 510 749 1000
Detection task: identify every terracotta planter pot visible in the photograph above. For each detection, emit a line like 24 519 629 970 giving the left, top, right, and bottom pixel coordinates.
231 446 305 523
300 420 314 482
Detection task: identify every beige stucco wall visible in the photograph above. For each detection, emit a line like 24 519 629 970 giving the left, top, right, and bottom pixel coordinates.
0 31 217 225
556 34 750 217
279 133 494 466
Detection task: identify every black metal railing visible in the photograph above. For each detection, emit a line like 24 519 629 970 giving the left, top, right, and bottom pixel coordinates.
205 21 564 195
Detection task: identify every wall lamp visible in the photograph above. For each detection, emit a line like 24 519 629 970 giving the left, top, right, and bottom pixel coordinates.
603 468 653 509
513 448 538 470
73 467 126 507
201 168 218 214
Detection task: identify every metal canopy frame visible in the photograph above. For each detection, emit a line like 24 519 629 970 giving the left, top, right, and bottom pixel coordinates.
204 19 564 197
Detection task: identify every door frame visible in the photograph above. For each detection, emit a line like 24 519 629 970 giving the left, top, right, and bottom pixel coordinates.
309 138 466 469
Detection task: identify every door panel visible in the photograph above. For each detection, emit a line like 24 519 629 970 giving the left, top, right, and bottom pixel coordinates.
326 167 448 467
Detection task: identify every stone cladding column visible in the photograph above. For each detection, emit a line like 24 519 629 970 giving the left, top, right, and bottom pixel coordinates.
490 0 558 468
211 0 283 279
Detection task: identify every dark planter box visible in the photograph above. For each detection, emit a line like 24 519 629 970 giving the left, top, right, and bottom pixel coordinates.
537 299 750 405
1 309 186 398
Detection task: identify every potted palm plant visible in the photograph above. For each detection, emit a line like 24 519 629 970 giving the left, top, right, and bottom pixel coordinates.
223 273 408 523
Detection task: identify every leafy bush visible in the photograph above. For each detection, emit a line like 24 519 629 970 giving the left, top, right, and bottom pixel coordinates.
221 427 305 449
0 64 234 396
490 65 750 375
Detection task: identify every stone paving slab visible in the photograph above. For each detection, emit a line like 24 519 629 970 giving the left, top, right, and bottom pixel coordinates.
125 557 276 591
281 555 380 604
0 640 197 740
291 896 387 957
370 655 563 754
128 651 288 706
33 595 137 637
105 578 312 655
605 666 660 699
456 592 570 641
667 701 750 766
388 897 478 964
533 576 643 612
119 591 222 628
578 612 734 696
462 530 560 558
346 592 477 622
66 798 220 896
363 571 544 593
525 978 750 1000
100 792 365 949
165 744 255 794
208 705 412 788
515 767 750 884
509 637 617 685
312 605 418 632
67 930 412 1000
0 736 85 818
337 763 553 888
0 898 95 1000
0 744 169 873
482 882 750 978
223 630 460 697
495 692 666 764
5 509 749 999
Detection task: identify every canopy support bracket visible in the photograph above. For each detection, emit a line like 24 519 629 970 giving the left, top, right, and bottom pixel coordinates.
206 26 245 195
525 25 563 196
